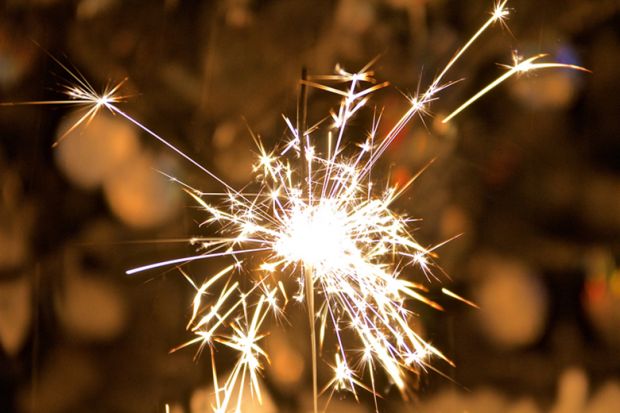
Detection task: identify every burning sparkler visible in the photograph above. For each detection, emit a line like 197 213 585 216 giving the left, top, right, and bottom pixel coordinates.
3 1 588 412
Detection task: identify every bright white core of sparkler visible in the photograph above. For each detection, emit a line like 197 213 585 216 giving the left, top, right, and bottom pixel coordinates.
275 201 352 271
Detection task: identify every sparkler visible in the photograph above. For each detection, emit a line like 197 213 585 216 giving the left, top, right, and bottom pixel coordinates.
4 1 588 412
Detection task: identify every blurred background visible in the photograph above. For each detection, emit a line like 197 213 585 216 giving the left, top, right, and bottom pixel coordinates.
0 0 619 412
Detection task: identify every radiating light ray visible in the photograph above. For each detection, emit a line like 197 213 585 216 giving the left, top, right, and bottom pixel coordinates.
4 2 588 412
125 247 271 275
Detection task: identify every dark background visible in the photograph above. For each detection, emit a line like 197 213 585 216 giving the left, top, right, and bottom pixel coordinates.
0 0 619 412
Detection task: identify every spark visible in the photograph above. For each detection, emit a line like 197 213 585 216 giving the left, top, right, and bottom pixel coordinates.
4 2 587 412
0 51 127 146
441 288 480 309
442 53 590 123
